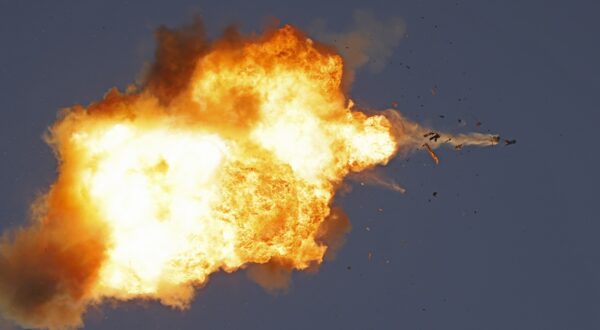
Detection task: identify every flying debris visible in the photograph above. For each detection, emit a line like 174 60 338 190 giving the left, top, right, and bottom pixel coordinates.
422 143 440 165
504 139 517 146
454 144 463 150
424 131 441 142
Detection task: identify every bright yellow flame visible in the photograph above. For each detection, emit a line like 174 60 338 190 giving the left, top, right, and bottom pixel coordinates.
49 25 397 306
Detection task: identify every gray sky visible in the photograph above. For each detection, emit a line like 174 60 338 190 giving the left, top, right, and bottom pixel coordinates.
0 1 598 329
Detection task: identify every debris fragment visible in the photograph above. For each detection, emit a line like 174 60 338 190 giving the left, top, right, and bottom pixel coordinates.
454 144 463 150
432 191 438 197
423 131 440 142
504 139 517 146
422 143 440 165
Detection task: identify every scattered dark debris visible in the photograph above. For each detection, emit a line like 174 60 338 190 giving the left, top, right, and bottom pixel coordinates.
421 307 427 312
454 144 463 150
405 65 411 69
504 139 517 146
424 131 440 142
432 192 438 197
346 266 352 271
439 115 445 118
458 118 462 123
476 121 482 127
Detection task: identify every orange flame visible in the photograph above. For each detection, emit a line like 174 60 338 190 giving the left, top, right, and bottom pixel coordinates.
0 22 398 329
0 20 498 330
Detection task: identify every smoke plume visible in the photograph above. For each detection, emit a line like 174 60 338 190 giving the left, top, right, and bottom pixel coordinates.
310 10 406 86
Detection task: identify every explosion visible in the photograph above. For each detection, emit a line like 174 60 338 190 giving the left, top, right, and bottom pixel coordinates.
0 19 497 329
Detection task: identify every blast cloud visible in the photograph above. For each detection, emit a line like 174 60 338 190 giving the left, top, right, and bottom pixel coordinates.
0 16 497 330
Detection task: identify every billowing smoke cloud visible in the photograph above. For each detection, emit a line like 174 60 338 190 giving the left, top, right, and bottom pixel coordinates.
0 17 497 330
0 187 108 329
310 10 406 86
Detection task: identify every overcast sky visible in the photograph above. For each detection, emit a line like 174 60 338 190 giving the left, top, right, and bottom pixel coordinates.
1 1 599 329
